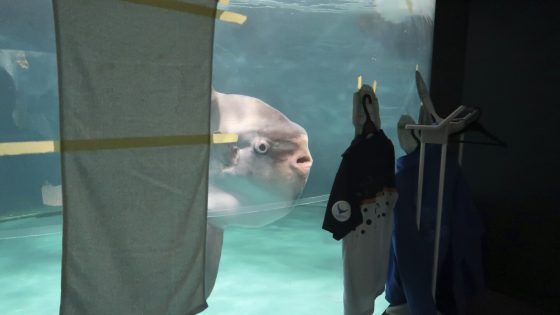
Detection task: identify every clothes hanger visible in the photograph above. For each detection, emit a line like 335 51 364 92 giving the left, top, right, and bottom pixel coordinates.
405 67 481 302
450 110 507 147
412 66 506 149
355 76 380 137
361 94 378 136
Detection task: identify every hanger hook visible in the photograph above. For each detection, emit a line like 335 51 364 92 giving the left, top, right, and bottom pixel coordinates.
360 93 376 135
362 94 372 107
361 94 373 119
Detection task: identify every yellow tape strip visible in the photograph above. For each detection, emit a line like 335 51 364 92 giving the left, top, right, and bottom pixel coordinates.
218 10 247 24
373 80 377 93
123 0 246 25
0 141 58 157
123 0 215 17
62 135 211 151
212 133 238 144
0 134 238 156
357 75 363 90
406 0 414 13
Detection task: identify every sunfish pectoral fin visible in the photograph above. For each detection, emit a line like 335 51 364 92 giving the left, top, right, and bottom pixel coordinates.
213 142 239 167
210 137 240 174
211 87 218 101
205 223 224 299
210 89 221 131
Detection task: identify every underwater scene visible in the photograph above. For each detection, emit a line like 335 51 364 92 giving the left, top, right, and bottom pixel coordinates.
0 0 435 314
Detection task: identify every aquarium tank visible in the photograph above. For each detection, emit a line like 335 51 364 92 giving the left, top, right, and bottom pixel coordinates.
0 1 435 314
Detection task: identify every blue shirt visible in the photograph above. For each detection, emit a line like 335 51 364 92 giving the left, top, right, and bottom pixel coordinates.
386 144 484 314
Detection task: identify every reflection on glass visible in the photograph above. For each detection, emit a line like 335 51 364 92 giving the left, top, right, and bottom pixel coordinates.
205 1 436 313
1 1 62 314
0 50 61 218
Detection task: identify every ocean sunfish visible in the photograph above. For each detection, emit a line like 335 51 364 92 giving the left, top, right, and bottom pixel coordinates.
208 90 312 227
205 90 313 297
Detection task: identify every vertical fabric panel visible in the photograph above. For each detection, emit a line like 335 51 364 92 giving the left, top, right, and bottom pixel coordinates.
53 1 215 314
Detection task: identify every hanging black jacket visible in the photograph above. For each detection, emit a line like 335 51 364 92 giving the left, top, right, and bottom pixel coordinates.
323 130 397 240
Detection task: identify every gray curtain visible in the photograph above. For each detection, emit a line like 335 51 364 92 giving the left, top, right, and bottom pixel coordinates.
53 1 216 314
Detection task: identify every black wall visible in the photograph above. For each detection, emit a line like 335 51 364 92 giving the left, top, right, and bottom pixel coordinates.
431 0 560 311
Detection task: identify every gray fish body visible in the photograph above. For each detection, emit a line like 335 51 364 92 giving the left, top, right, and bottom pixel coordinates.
208 90 312 228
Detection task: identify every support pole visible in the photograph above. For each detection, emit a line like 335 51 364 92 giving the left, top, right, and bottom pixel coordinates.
458 133 465 166
416 142 426 230
431 143 448 300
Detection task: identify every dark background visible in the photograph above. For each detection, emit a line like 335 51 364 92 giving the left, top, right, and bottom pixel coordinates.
430 0 559 312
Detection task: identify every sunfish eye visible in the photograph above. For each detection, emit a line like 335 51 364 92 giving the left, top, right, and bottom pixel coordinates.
253 140 270 154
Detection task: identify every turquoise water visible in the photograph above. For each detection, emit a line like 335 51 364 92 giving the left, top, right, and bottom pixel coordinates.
205 204 390 314
213 2 435 197
0 205 390 315
0 215 62 315
1 1 435 313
